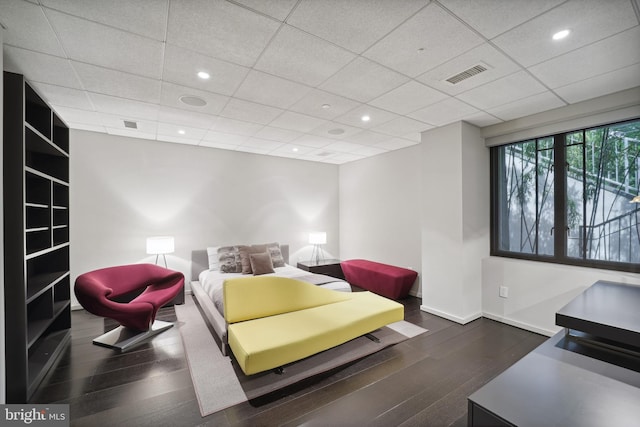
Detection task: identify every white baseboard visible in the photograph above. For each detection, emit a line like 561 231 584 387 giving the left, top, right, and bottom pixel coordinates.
482 311 558 337
420 305 482 325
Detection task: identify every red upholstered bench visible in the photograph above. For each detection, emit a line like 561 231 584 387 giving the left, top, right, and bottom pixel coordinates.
340 259 418 300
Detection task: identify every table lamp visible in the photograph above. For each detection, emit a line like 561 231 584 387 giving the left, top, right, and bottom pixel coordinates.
146 236 174 267
309 232 327 264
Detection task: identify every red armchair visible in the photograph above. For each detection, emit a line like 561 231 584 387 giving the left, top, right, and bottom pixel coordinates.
75 264 184 351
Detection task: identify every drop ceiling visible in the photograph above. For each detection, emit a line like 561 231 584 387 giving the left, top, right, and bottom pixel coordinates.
2 0 639 164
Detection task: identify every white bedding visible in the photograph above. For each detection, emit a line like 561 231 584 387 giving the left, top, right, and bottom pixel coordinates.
199 264 351 315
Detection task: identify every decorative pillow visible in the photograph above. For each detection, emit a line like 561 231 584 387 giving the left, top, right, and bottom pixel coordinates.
217 246 241 273
207 246 220 271
250 252 274 275
265 242 285 267
237 245 267 274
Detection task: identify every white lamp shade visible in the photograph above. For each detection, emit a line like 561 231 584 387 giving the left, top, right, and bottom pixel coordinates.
146 236 175 254
309 232 327 245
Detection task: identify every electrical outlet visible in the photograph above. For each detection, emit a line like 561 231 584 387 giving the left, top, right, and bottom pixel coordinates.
499 286 509 298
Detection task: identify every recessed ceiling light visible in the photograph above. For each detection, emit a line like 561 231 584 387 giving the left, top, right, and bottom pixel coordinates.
361 115 371 122
552 29 570 40
178 129 186 135
197 71 210 79
321 104 331 109
179 95 207 107
292 147 299 152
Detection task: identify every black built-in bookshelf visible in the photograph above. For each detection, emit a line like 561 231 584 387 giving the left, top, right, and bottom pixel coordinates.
4 71 71 402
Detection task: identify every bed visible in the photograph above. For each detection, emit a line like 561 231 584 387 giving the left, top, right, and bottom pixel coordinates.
190 243 352 355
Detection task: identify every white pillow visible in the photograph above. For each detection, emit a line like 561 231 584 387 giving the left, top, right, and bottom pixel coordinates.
207 246 220 271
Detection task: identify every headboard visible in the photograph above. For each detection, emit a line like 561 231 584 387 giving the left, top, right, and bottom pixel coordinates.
190 244 290 282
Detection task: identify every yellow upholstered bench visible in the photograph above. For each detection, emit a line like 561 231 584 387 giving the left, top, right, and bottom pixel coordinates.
223 276 404 375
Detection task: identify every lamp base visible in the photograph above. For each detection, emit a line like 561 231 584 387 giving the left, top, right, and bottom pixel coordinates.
310 244 325 264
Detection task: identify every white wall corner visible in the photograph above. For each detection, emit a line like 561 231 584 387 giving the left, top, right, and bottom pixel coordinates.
420 304 482 325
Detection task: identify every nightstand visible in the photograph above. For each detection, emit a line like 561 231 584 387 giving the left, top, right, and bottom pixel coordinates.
297 259 345 280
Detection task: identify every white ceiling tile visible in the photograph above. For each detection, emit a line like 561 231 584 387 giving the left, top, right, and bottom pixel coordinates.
157 122 206 141
99 114 157 134
254 126 303 142
240 137 283 151
438 0 565 39
160 82 229 116
106 127 156 140
211 117 263 136
373 137 418 151
232 0 298 21
44 8 164 78
334 105 400 129
73 62 161 102
67 122 107 133
372 116 432 137
323 141 366 153
487 91 566 121
235 145 273 155
408 97 479 126
319 153 365 164
493 0 638 67
288 0 428 54
234 70 313 108
1 0 65 56
162 44 250 97
417 43 522 95
3 46 82 89
289 89 361 120
456 70 548 110
89 93 158 121
270 143 316 157
219 98 283 125
40 0 169 41
202 130 248 146
352 145 388 157
269 111 328 133
310 122 364 140
30 82 93 110
254 25 355 86
291 134 335 148
363 3 484 77
369 80 448 115
199 139 242 150
157 106 216 129
167 0 280 67
157 134 201 146
346 130 392 146
554 63 640 104
460 111 503 128
53 105 103 126
529 27 640 89
320 57 409 102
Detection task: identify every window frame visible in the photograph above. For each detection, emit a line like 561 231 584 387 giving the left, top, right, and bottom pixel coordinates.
490 118 640 274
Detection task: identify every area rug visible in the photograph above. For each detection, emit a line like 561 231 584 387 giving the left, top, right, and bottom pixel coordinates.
175 297 427 417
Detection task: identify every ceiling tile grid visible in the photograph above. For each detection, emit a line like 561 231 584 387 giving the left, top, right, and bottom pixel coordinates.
1 0 638 164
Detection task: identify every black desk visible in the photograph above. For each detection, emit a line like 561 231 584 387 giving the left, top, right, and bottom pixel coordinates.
468 281 640 427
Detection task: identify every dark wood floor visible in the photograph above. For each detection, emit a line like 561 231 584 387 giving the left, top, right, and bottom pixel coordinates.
32 295 546 426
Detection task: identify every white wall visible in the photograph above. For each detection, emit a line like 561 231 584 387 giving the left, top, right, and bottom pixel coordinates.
420 122 489 323
482 257 640 336
480 88 640 336
339 145 422 296
70 130 339 307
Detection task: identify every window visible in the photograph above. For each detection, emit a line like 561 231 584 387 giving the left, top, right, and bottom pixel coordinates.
491 119 640 272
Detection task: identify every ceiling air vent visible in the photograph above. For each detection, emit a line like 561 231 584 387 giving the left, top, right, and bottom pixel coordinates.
123 120 138 129
445 64 488 85
317 151 333 157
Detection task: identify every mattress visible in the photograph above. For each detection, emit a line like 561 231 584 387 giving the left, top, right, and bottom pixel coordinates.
199 264 351 316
